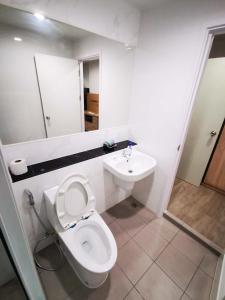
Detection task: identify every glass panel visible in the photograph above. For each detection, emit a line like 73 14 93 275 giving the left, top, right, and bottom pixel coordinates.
0 230 27 299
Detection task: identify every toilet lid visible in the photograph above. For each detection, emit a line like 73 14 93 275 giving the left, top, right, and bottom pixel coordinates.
55 174 96 230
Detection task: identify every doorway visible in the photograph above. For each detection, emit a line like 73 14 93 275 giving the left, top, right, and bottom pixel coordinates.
80 57 100 131
166 34 225 251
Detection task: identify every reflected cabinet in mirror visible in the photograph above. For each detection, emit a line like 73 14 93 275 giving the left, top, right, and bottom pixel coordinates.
0 4 134 145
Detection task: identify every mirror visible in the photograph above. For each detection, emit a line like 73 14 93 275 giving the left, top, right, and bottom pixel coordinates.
0 4 134 145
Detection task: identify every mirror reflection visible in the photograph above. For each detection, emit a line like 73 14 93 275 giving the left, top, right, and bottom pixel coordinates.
0 5 133 145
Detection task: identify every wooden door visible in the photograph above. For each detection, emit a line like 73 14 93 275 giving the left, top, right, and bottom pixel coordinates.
204 123 225 192
177 58 225 186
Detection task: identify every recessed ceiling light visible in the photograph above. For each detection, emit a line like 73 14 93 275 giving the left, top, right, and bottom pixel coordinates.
34 13 45 21
14 37 22 42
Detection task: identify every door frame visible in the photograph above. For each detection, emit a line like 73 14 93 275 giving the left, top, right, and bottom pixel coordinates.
163 24 225 215
78 53 101 131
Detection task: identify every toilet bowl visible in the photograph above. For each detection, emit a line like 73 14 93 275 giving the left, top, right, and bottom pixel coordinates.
44 174 117 288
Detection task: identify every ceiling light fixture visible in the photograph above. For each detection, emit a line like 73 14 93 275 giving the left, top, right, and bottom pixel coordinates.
14 37 22 42
34 12 45 21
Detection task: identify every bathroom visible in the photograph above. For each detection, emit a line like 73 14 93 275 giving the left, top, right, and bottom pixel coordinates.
0 0 225 300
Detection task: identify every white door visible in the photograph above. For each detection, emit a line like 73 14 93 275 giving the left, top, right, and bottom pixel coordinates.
177 58 225 186
35 54 81 137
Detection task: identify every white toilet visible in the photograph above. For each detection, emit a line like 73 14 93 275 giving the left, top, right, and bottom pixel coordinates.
44 174 117 288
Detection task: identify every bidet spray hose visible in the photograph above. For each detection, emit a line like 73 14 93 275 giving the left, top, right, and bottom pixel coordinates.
24 189 64 271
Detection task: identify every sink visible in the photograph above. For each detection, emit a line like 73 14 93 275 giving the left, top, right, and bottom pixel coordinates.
103 149 156 189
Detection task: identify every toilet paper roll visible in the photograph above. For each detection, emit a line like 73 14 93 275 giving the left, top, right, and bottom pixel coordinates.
9 159 28 175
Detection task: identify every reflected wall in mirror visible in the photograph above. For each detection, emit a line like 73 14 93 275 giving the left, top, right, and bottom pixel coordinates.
0 4 134 144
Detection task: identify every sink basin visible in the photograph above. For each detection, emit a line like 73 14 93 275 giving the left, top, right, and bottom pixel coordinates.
103 149 157 183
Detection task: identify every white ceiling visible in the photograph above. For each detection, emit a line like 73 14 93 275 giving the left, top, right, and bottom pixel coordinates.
125 0 171 11
0 4 91 41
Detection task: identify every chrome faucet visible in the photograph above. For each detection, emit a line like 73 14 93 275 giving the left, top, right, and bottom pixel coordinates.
122 144 132 162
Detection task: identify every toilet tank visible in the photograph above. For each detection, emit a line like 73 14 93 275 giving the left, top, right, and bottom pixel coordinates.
44 186 62 232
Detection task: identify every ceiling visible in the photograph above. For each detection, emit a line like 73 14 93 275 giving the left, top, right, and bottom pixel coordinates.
0 4 91 41
125 0 172 11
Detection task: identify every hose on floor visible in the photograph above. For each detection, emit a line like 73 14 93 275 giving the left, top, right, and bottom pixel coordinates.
24 189 64 271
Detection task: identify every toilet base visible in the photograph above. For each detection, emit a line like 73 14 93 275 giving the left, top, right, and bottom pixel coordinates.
59 239 109 288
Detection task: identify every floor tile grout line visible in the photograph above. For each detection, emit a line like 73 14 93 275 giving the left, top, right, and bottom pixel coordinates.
183 257 205 297
132 261 155 289
122 285 146 300
115 262 136 291
132 234 169 263
133 286 146 300
155 261 186 293
167 231 209 268
153 236 205 294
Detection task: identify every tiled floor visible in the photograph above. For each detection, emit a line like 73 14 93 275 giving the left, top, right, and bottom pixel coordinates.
38 197 219 300
168 178 225 249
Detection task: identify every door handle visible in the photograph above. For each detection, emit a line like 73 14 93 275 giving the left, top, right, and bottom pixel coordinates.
210 130 217 137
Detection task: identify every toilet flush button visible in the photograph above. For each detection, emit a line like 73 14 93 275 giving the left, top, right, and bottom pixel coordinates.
58 189 65 195
58 212 65 218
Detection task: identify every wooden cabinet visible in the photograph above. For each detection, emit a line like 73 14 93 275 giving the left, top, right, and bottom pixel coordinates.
84 93 99 131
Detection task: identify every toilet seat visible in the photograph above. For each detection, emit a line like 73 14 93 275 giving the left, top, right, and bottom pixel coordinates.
55 174 96 230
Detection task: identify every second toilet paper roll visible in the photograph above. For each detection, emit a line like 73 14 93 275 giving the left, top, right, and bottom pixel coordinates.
9 159 28 175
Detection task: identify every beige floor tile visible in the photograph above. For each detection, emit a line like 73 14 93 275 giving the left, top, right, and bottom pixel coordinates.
186 269 212 300
200 251 219 277
107 201 134 219
117 240 153 284
36 243 63 271
116 213 146 237
124 288 143 300
108 220 131 248
39 260 80 300
171 231 207 265
136 264 183 300
181 293 192 300
65 265 132 300
137 206 156 223
101 211 116 225
144 218 179 241
156 244 197 289
134 224 168 260
122 197 156 223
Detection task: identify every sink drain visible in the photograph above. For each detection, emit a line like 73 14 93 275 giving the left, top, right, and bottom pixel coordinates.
128 170 133 173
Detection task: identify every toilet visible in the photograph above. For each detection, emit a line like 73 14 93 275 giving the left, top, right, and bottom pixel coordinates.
44 174 117 288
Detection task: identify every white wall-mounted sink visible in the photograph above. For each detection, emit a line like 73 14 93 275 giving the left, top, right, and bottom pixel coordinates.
103 149 156 189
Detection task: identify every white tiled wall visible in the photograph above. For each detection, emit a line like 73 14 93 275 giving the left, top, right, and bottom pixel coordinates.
4 125 131 249
3 126 129 165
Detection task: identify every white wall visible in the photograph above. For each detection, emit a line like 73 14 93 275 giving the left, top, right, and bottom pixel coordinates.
129 0 225 215
177 58 225 186
89 60 99 93
2 125 131 249
76 35 135 129
83 60 100 93
0 146 45 299
0 0 140 46
0 24 74 145
0 239 15 286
